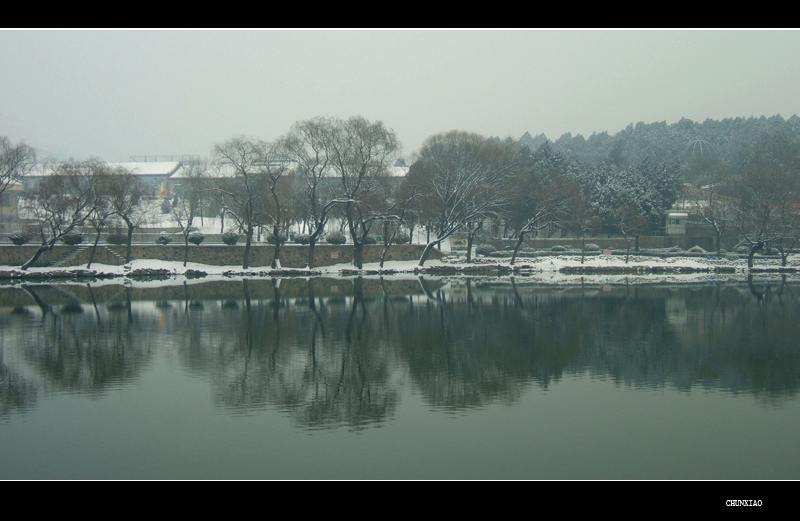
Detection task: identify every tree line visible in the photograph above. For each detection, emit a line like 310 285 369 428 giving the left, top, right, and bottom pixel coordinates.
2 114 800 271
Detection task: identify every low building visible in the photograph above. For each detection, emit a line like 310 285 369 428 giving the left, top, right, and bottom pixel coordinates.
0 183 23 224
666 211 688 235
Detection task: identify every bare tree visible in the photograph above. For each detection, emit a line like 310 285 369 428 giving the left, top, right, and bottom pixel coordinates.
85 164 121 269
563 182 600 264
260 145 293 269
325 116 401 269
408 131 516 266
212 137 271 269
731 130 800 267
282 116 396 269
107 168 150 263
614 200 647 263
377 178 417 268
282 117 342 268
171 160 208 267
686 172 733 256
19 159 97 270
507 143 572 265
1 136 36 197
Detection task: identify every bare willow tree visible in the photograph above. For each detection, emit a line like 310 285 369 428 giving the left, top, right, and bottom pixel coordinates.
85 164 123 269
171 160 208 267
325 116 401 269
1 136 36 197
377 176 418 268
212 137 271 269
107 168 150 263
282 116 398 269
259 145 294 269
731 129 800 267
408 131 516 266
19 159 97 270
282 117 341 268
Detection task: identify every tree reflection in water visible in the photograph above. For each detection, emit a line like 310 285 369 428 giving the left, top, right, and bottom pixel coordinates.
1 277 799 425
4 284 153 400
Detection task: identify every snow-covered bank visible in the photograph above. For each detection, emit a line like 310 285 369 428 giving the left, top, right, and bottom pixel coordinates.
0 252 797 285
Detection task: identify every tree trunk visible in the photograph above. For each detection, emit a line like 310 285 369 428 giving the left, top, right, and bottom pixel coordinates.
125 225 134 263
308 236 317 269
747 242 763 269
353 240 364 269
242 226 253 269
418 241 440 266
21 244 50 271
510 232 526 266
183 233 190 267
87 232 101 269
779 246 789 267
580 234 586 265
271 226 282 269
466 232 474 263
271 241 282 269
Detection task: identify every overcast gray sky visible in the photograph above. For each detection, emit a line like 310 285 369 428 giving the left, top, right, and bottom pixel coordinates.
2 29 799 162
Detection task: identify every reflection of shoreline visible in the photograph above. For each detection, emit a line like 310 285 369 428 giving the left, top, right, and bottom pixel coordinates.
2 278 799 424
3 271 800 307
0 251 797 286
0 277 448 308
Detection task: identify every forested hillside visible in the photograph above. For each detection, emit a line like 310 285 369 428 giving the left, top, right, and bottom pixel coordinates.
520 114 800 179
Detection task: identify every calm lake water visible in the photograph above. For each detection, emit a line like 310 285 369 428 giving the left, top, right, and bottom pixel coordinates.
1 275 799 479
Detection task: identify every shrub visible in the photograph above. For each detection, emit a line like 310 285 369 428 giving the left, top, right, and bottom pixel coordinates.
294 234 310 245
267 233 287 245
160 200 172 214
688 245 708 254
188 232 205 245
475 244 497 256
221 231 239 246
736 246 750 254
392 232 411 244
551 245 567 252
392 232 410 245
584 243 600 252
326 231 346 245
106 233 127 245
362 236 377 245
9 233 28 246
156 233 173 245
62 233 83 246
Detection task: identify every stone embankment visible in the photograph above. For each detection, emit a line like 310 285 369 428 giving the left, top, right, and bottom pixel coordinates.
0 243 443 269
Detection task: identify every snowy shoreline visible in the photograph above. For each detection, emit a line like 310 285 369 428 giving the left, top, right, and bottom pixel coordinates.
0 252 797 286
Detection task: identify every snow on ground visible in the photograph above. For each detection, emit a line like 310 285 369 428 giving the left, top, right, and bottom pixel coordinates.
2 250 797 290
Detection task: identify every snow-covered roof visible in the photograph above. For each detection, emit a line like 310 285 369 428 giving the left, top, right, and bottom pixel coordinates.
202 160 301 180
114 162 182 177
25 161 181 178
